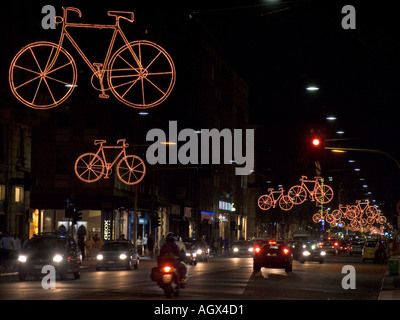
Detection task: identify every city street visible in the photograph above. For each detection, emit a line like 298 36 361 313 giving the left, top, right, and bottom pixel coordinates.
0 254 387 300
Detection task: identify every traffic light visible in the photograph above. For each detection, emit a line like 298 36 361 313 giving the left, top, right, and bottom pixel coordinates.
309 136 325 160
72 209 82 224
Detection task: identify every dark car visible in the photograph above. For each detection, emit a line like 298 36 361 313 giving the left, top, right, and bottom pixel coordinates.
297 241 326 264
253 240 293 273
184 238 210 262
96 241 139 270
231 240 254 257
18 232 81 281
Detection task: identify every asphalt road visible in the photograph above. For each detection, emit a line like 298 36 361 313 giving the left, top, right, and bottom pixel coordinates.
0 254 387 301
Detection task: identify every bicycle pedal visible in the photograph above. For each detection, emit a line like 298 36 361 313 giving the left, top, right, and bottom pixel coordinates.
99 94 109 99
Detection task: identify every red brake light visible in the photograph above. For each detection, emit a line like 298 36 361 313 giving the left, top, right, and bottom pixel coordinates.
254 246 261 254
334 242 339 247
283 248 289 255
163 265 172 273
268 241 276 245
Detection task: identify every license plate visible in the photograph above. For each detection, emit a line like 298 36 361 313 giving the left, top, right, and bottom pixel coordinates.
162 274 172 283
108 261 114 264
34 265 43 269
267 253 277 256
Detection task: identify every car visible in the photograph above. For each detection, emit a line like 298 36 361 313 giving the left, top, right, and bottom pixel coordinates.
183 242 198 265
319 240 339 255
349 240 364 255
362 240 377 262
96 241 139 271
362 240 387 263
297 241 326 264
17 232 81 281
253 240 293 273
184 238 210 262
231 240 254 257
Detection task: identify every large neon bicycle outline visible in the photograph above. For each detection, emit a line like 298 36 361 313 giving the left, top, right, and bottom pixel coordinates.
258 188 294 211
9 6 176 109
288 176 334 205
74 139 146 185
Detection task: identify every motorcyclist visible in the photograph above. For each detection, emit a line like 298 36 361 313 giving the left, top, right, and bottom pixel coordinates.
159 232 187 282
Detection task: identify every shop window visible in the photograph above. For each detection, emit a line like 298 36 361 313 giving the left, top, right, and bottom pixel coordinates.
15 186 24 203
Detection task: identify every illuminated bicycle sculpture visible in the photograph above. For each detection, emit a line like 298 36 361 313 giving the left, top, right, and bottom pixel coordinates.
288 176 334 205
74 139 146 185
9 7 175 109
258 188 294 211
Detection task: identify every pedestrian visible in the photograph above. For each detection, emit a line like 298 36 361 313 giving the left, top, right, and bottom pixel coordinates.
147 233 155 258
143 233 148 256
137 236 142 255
78 233 85 261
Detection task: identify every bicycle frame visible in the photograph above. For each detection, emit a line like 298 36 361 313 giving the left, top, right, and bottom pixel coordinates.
299 176 321 199
94 140 127 176
51 7 141 82
267 188 284 206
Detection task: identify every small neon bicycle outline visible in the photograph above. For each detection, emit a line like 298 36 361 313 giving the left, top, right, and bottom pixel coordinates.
257 188 294 211
9 6 176 109
288 176 334 205
74 139 146 185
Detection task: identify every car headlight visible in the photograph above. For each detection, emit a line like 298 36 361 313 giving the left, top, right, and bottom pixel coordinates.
18 255 27 263
248 247 254 252
53 254 63 263
233 247 239 252
96 254 104 260
320 251 326 256
302 250 311 256
186 252 191 257
196 249 202 255
192 252 197 257
119 253 127 260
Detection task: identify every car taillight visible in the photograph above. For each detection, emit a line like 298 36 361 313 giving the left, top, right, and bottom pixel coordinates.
283 248 289 255
269 241 277 245
254 246 261 254
334 242 339 247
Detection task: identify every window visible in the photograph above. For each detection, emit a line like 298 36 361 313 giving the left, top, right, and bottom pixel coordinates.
15 186 24 203
0 185 5 201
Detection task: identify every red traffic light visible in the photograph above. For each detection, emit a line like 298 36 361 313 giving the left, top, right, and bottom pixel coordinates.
312 138 321 147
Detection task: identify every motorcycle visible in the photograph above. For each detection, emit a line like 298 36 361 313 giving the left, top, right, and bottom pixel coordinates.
150 255 186 298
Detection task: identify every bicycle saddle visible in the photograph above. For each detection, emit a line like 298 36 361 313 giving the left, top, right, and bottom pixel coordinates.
108 11 134 22
94 139 106 145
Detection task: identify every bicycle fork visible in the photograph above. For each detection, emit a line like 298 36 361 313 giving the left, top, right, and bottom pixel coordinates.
93 63 109 99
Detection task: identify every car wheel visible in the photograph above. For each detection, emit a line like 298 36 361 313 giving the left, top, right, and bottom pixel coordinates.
299 258 305 264
18 273 27 281
73 271 80 279
285 263 292 273
134 260 139 270
319 259 324 264
126 260 132 270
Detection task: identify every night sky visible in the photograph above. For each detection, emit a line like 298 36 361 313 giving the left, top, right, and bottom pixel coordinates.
2 1 400 217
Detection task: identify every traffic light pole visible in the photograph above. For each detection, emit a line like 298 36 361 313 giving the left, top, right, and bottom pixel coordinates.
324 147 400 170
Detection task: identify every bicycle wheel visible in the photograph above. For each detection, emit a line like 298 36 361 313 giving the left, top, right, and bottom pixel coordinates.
74 153 105 183
365 205 378 217
257 195 273 210
314 184 334 204
332 209 342 220
279 195 294 211
108 40 175 109
9 41 77 109
288 185 307 204
117 155 146 185
312 213 322 223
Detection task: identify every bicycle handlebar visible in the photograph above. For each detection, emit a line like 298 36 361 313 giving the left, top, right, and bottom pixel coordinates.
117 139 129 147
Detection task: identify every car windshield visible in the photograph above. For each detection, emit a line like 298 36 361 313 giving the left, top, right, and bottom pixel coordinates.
232 241 249 247
365 241 377 248
23 236 68 250
101 242 131 251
